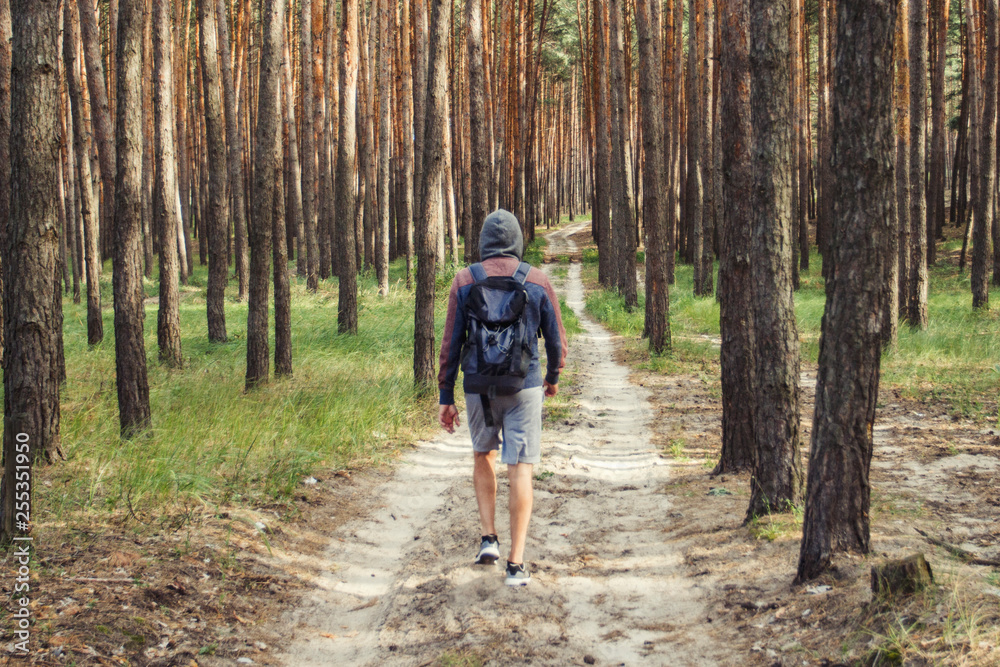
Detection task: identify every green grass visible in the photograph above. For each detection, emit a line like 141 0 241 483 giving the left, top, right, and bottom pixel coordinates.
40 257 453 525
582 248 1000 423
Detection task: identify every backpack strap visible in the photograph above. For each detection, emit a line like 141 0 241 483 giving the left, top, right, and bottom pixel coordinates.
469 262 488 283
513 261 531 285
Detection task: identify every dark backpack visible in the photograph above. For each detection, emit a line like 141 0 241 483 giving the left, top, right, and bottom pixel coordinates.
461 262 533 399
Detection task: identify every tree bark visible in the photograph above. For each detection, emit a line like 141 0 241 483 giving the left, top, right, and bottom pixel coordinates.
152 0 182 367
700 0 715 296
466 0 489 259
2 0 63 543
301 0 319 291
797 0 897 582
895 0 911 319
716 0 755 475
907 0 929 327
747 0 802 520
114 0 152 437
246 0 286 388
217 0 249 301
928 0 949 264
636 0 670 353
415 0 451 388
0 0 8 366
593 0 613 286
376 0 393 296
200 0 228 342
609 0 637 308
337 0 360 333
274 73 292 377
77 0 116 262
972 0 997 308
282 24 304 271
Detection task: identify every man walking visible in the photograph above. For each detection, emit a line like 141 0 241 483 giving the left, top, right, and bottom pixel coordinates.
438 209 567 586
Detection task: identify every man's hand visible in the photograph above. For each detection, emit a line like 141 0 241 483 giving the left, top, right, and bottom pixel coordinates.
439 404 460 433
543 381 559 397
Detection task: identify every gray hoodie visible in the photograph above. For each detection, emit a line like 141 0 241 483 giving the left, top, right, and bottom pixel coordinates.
479 209 524 261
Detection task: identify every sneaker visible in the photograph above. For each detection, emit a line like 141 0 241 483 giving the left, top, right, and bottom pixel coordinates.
475 535 500 565
505 560 531 586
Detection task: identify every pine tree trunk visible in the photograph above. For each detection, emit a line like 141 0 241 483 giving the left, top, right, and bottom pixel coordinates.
797 0 897 582
301 0 319 291
217 0 249 301
716 0 755 475
3 0 65 498
466 0 488 259
688 0 705 292
972 0 997 308
152 0 182 368
274 87 292 377
895 0 911 318
282 26 304 270
77 0 116 262
415 0 451 388
200 0 228 342
636 0 670 353
0 0 8 367
593 0 613 286
609 0 637 307
928 0 949 261
376 0 392 296
907 0 929 327
246 0 286 388
141 5 154 279
113 0 152 437
337 0 360 333
700 0 715 296
63 1 104 346
747 0 802 520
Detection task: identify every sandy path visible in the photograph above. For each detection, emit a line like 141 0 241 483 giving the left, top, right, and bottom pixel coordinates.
276 221 721 666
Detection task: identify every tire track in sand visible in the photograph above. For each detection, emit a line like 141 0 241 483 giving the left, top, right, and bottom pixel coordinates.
276 220 719 665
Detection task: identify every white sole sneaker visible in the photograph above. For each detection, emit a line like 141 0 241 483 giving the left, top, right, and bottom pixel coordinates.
476 539 500 565
505 564 531 586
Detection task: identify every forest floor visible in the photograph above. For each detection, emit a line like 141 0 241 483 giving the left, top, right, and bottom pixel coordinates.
5 222 999 667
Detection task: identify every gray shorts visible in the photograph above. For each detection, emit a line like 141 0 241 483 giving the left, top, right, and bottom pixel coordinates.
465 386 543 465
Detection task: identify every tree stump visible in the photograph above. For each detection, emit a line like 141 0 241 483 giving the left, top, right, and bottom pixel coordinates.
871 554 934 597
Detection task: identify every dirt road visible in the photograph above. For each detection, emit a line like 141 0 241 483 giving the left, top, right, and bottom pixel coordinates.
276 222 724 666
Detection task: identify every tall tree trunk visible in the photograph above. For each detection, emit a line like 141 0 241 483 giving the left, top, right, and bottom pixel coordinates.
797 0 897 582
413 0 430 279
593 0 613 286
200 0 228 342
747 0 802 520
376 0 393 295
282 25 304 272
688 0 705 292
2 0 63 543
972 0 997 308
636 0 670 353
415 0 451 388
217 0 249 301
113 0 152 437
246 0 286 388
466 0 488 259
398 0 415 279
0 0 8 366
337 0 360 333
609 0 637 307
907 0 928 327
4 0 64 467
316 2 332 281
895 0 911 319
928 0 949 263
77 0 116 262
274 55 292 377
153 0 182 367
64 0 104 346
301 0 319 291
716 0 755 475
700 0 715 295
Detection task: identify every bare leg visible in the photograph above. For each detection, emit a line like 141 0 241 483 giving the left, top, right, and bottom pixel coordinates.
474 450 498 535
507 462 534 563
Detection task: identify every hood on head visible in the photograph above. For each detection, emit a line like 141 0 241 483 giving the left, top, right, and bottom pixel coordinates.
479 209 524 261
